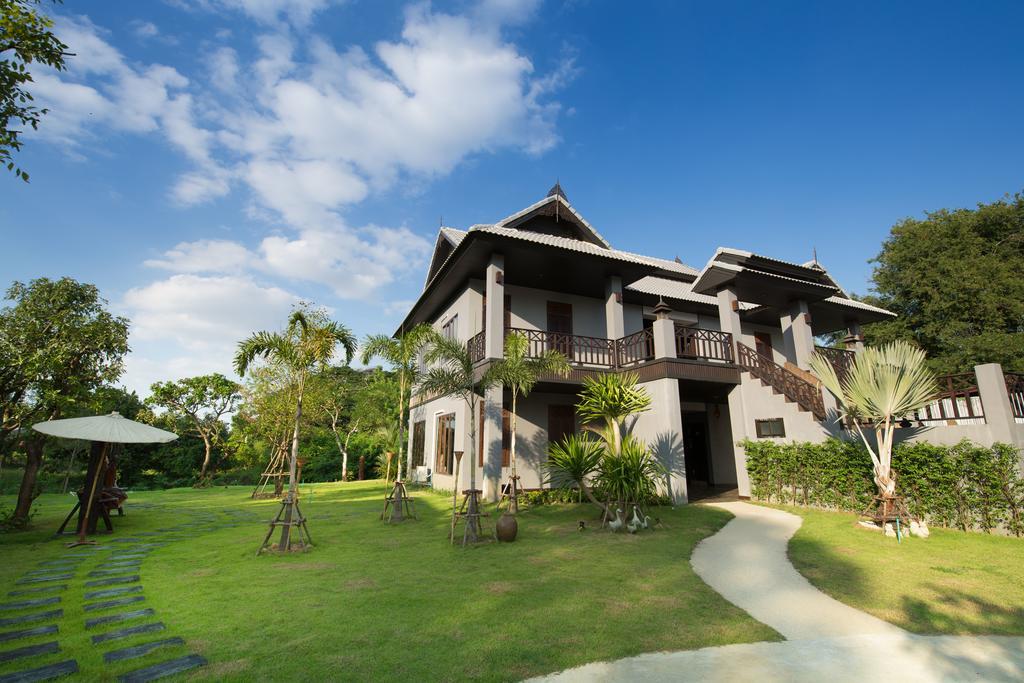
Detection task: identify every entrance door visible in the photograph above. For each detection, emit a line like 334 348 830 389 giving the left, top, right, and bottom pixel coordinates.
546 301 573 360
754 332 773 360
547 404 576 448
682 413 712 486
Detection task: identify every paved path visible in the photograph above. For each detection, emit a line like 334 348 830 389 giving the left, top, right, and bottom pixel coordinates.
532 502 1024 682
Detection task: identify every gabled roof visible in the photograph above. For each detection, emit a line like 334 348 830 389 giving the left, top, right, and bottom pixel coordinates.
626 275 759 310
495 193 612 249
423 227 467 286
467 225 698 278
691 247 840 306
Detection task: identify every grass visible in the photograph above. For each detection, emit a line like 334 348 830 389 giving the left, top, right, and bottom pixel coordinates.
783 505 1024 635
1 481 778 681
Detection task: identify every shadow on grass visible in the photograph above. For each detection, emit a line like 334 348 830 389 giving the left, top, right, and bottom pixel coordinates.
902 584 1024 636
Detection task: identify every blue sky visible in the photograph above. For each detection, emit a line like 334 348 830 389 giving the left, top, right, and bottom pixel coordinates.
2 0 1023 396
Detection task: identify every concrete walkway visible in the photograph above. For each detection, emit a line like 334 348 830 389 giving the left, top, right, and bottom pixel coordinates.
531 502 1024 682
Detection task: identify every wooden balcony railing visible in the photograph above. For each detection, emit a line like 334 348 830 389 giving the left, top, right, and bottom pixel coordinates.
496 326 734 369
467 330 486 364
911 373 984 423
815 345 856 380
737 342 825 419
506 327 618 367
616 328 654 367
1007 373 1024 420
677 327 734 363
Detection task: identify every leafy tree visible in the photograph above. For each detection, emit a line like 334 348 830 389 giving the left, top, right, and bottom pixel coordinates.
146 374 241 483
484 331 569 513
862 193 1024 373
811 341 937 502
420 336 494 542
1 0 69 181
575 372 651 456
235 308 355 550
360 324 437 483
0 277 128 524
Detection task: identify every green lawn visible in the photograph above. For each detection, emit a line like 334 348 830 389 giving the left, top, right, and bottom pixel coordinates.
784 505 1024 635
1 482 777 681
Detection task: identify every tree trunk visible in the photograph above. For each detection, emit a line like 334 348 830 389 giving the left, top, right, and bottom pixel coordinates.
466 394 479 542
14 436 45 524
510 390 519 514
279 379 303 550
397 374 407 483
198 432 213 482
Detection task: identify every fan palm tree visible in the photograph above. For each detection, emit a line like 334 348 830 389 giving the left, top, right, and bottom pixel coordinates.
360 324 437 484
575 372 652 455
419 335 495 543
235 309 356 551
485 331 570 512
810 341 936 500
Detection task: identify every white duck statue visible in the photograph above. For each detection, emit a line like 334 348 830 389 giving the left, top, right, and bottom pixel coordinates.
607 508 625 532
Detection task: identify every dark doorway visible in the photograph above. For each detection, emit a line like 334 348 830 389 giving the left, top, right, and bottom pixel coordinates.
682 413 712 486
546 301 573 359
547 404 576 448
754 332 773 359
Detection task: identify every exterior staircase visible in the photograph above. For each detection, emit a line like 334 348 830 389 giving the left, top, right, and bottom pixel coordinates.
736 342 826 419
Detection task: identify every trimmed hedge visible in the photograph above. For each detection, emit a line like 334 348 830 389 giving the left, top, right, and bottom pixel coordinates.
744 438 1024 535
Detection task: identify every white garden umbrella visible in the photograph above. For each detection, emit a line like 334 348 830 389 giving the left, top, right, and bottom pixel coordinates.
33 411 178 443
33 412 177 545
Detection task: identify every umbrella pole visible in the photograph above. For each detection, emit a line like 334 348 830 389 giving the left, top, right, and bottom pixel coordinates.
68 441 108 548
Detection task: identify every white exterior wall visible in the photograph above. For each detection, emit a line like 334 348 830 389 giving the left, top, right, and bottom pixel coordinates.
431 280 484 342
634 378 687 504
504 284 606 339
623 303 644 336
706 402 738 486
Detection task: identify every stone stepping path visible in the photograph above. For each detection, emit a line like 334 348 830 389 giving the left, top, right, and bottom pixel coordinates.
84 609 154 630
84 597 145 612
0 626 58 645
0 611 62 629
84 586 142 601
103 638 183 664
13 577 69 587
106 561 141 569
118 654 206 683
0 599 59 612
87 568 137 578
5 588 64 599
0 659 78 683
84 575 138 588
0 642 59 665
91 622 165 645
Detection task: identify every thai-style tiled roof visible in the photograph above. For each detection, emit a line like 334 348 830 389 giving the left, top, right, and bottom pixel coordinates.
625 275 759 310
821 295 896 316
468 225 699 277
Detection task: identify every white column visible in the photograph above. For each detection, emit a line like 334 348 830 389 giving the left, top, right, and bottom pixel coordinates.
485 254 505 359
480 385 504 502
652 299 675 359
844 321 866 353
976 364 1020 447
717 287 751 497
605 276 624 340
635 378 687 505
716 287 742 339
781 300 815 370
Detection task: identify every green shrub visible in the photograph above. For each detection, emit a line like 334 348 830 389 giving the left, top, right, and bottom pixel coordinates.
744 438 1024 534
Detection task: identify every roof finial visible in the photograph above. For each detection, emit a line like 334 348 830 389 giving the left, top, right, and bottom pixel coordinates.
546 180 567 201
812 246 818 266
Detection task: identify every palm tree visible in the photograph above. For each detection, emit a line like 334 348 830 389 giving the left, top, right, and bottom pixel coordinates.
419 336 494 543
485 331 570 513
360 324 437 484
544 433 605 511
810 341 936 502
575 372 652 456
235 309 356 551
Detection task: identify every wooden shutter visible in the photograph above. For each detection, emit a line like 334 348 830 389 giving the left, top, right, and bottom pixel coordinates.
547 404 576 447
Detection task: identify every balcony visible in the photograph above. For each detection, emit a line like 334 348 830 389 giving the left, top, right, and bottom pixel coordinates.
468 326 734 369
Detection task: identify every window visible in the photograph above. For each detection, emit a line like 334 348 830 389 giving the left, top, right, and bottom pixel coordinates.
411 421 426 467
435 413 456 474
442 314 458 341
755 418 786 438
548 404 576 446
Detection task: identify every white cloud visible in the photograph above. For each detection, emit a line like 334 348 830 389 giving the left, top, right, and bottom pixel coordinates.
131 20 161 39
172 0 340 27
144 239 255 273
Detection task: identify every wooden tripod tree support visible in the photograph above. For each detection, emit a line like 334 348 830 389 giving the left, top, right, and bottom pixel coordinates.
497 475 523 514
863 494 911 526
452 489 491 546
251 442 288 500
258 489 312 555
382 479 416 523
